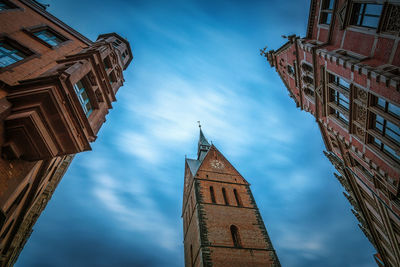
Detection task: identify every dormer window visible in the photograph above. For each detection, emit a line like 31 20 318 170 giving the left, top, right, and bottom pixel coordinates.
73 80 93 117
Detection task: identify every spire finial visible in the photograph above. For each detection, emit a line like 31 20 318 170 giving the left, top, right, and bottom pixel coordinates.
197 121 201 129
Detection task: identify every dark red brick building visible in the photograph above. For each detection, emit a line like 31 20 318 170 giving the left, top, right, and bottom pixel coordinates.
264 0 400 266
0 0 132 265
182 128 280 266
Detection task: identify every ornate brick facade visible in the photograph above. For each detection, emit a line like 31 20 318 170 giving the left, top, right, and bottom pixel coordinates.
264 0 400 266
0 1 133 265
182 129 280 266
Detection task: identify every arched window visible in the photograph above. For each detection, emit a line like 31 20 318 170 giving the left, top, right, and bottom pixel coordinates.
233 189 242 207
222 187 229 205
210 186 216 203
230 225 242 248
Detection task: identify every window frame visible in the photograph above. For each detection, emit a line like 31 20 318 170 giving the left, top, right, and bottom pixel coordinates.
230 225 242 248
222 187 229 205
24 25 69 48
73 78 94 117
349 2 384 30
0 36 37 72
210 186 216 203
0 0 21 12
319 0 335 25
368 95 400 163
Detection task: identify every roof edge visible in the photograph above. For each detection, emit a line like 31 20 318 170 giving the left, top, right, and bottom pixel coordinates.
20 0 93 45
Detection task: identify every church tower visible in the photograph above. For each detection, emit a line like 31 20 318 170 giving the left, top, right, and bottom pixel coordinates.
182 128 280 267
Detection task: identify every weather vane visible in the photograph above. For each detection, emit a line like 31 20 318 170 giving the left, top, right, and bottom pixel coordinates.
197 121 201 128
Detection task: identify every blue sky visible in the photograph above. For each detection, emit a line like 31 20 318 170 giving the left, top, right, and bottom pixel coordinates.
16 0 376 266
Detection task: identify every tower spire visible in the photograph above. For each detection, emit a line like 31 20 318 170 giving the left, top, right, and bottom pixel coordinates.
197 122 210 161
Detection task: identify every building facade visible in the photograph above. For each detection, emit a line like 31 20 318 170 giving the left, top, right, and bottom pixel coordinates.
182 128 280 266
264 0 399 266
0 0 133 265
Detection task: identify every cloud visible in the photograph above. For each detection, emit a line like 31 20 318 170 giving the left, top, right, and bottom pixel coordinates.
92 174 179 251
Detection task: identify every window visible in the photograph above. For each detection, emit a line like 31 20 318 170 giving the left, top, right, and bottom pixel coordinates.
230 225 242 248
122 50 128 60
320 0 334 25
210 186 216 203
108 72 116 85
354 159 374 182
330 89 350 110
103 56 111 71
287 65 295 76
33 29 65 46
373 114 400 144
0 41 30 67
304 87 315 97
233 189 242 207
222 188 229 205
113 39 122 48
375 97 400 119
73 80 93 117
0 0 18 10
301 62 313 73
350 3 383 29
381 4 400 34
371 136 400 162
370 96 400 161
330 73 350 91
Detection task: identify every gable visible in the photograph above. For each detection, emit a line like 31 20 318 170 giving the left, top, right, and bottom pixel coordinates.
195 145 248 185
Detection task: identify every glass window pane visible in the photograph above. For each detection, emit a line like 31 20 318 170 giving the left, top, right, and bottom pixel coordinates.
34 30 63 46
373 137 382 146
383 144 400 161
81 91 89 102
388 103 400 118
377 97 386 109
339 78 350 89
0 42 27 67
0 56 17 67
386 128 400 143
85 102 92 112
327 0 334 10
386 121 400 142
376 114 384 124
375 122 384 132
339 112 349 124
365 4 383 16
362 16 380 28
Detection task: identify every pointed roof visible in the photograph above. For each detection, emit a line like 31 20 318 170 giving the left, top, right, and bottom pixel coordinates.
197 126 211 161
199 128 210 147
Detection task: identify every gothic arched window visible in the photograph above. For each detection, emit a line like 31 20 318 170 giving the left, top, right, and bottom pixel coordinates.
233 189 242 207
222 187 229 205
230 225 242 248
210 186 216 203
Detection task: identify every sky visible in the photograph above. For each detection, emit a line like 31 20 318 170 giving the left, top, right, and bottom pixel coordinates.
16 0 376 266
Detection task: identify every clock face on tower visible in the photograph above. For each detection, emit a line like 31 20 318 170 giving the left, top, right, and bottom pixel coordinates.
210 159 224 170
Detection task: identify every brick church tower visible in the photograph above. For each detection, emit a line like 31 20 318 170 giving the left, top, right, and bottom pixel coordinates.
182 128 280 267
